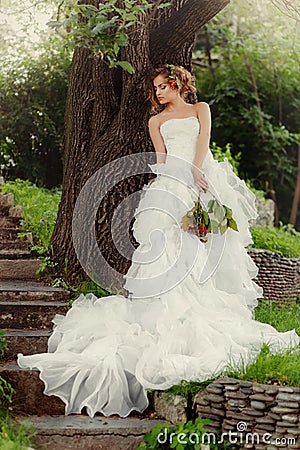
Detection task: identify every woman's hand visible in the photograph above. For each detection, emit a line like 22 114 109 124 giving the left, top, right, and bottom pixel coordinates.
192 166 208 193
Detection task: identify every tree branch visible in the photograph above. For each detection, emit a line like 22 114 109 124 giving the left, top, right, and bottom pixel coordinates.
271 0 300 20
150 0 230 60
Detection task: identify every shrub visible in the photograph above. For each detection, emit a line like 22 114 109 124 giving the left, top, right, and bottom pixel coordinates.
0 179 61 253
249 224 300 257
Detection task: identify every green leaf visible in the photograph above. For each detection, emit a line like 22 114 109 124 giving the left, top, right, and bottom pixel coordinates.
123 13 138 21
115 61 135 73
157 2 172 8
213 202 226 222
91 18 117 35
207 199 214 213
224 205 233 218
210 220 219 233
221 217 227 227
228 218 239 231
220 224 227 234
202 210 210 225
174 444 185 450
113 42 119 56
47 20 62 29
116 31 129 46
123 20 137 29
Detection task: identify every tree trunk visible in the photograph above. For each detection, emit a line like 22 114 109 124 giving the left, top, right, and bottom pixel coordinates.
289 141 300 226
51 0 230 293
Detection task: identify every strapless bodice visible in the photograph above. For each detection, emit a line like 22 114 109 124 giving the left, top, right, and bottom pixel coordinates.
160 116 200 163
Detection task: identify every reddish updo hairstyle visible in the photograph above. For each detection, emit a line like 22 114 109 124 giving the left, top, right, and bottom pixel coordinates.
147 64 197 114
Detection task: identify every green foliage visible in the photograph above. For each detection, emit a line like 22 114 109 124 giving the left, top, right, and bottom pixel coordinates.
210 142 241 176
255 300 300 336
194 2 300 228
0 378 14 412
48 0 163 72
224 343 300 387
163 343 300 402
249 224 300 257
233 299 298 387
0 330 8 359
69 280 113 305
0 179 61 253
165 379 216 401
195 34 300 187
137 416 238 449
0 333 14 419
246 183 267 204
0 44 71 187
0 416 35 450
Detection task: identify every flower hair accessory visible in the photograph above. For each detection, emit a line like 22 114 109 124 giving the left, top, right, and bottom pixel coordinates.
181 191 239 242
165 64 181 90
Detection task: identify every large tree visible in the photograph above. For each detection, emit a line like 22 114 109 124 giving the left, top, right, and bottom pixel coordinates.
51 0 229 292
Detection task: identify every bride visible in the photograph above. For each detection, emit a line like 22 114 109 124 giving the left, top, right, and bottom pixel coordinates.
18 64 299 418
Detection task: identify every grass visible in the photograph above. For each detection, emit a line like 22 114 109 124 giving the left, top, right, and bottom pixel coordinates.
166 300 300 399
0 178 61 253
73 279 117 297
67 279 116 307
0 330 8 359
224 344 300 387
249 224 300 257
255 300 300 335
0 416 35 450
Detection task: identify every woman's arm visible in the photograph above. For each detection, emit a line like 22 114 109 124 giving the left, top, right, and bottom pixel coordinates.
194 102 211 169
192 102 211 192
148 116 167 164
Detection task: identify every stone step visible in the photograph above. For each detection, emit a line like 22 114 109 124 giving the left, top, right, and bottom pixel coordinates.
0 227 21 241
0 300 67 328
0 362 155 421
3 329 51 361
8 205 24 219
0 248 32 259
0 192 14 207
0 258 41 280
0 361 66 415
0 205 10 216
16 414 160 450
0 280 71 302
0 240 30 251
0 215 20 228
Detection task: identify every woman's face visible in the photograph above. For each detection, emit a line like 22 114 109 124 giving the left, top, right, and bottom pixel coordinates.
153 74 179 105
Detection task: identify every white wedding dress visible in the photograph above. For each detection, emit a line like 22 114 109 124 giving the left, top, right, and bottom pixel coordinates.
18 116 299 418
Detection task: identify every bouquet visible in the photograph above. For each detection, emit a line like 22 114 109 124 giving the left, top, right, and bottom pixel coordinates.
181 192 239 243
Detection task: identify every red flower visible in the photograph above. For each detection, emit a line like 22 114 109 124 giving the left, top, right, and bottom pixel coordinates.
168 79 178 90
198 226 208 235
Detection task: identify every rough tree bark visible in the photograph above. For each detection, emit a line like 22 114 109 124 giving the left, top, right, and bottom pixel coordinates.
289 141 300 226
51 0 230 292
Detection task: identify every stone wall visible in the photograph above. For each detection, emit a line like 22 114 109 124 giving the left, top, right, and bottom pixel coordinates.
253 197 275 228
247 248 300 304
195 377 300 449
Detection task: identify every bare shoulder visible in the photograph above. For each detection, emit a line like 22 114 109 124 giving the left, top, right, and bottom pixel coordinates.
148 114 161 129
195 101 211 115
195 102 211 125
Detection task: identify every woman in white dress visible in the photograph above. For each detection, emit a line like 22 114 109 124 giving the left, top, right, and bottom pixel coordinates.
18 64 299 418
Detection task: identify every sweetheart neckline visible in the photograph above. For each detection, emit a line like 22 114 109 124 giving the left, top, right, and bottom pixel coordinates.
159 116 199 130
